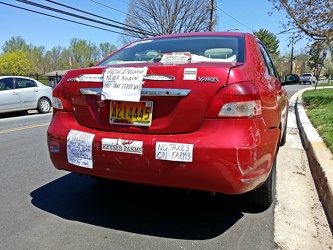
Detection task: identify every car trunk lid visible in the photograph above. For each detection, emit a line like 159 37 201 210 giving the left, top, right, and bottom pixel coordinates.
61 63 238 134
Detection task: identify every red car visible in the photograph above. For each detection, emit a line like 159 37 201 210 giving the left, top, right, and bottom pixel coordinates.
47 32 288 208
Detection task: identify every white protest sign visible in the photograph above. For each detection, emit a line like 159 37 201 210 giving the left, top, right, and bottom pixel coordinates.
160 53 191 65
67 129 95 169
101 67 148 102
155 142 193 162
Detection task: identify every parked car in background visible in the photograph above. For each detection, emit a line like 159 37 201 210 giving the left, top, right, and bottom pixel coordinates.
319 76 326 81
0 76 52 114
47 32 288 208
284 74 300 84
299 73 316 84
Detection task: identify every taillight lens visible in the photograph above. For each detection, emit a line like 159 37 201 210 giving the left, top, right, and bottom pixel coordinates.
52 83 72 111
205 82 262 118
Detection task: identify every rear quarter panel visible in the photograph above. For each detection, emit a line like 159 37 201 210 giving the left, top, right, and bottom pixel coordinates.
228 34 284 130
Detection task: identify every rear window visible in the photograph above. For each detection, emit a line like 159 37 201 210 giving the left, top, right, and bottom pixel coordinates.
98 36 244 65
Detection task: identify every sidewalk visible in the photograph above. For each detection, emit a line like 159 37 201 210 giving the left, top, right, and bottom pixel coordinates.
295 86 333 229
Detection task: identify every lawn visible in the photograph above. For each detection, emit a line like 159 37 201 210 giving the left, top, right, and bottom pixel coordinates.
302 87 333 153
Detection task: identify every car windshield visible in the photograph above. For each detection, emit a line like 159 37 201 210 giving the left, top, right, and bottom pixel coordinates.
98 36 244 66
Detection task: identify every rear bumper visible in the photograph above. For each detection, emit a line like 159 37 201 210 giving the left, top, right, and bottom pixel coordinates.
47 111 280 194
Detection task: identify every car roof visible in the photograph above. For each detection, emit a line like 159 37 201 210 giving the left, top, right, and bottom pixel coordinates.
137 31 246 42
0 76 35 80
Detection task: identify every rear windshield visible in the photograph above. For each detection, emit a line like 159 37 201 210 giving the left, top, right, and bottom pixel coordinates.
98 36 244 65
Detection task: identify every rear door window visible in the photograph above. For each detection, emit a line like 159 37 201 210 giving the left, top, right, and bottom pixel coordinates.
15 78 37 88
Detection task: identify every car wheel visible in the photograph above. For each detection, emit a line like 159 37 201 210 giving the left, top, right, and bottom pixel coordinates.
37 98 51 114
247 156 276 208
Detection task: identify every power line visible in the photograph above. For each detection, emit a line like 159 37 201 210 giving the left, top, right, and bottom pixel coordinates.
17 0 155 37
218 0 267 31
217 5 254 31
90 0 129 17
46 0 155 36
0 1 136 37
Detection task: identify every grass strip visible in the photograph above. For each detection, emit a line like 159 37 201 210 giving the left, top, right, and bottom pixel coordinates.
302 88 333 153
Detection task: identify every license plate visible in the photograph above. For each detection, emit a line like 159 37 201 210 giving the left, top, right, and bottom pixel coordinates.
110 101 153 126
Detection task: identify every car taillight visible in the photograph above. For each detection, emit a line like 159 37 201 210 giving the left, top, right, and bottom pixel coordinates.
52 83 72 111
205 82 262 118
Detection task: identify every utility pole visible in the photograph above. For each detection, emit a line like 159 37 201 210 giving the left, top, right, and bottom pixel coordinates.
208 0 215 31
290 34 294 74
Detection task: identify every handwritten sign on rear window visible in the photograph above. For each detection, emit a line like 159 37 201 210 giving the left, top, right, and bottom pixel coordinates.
155 142 193 162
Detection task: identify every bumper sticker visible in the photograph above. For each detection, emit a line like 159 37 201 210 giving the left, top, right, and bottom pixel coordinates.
102 138 143 155
49 141 60 153
156 142 193 162
67 129 95 169
183 68 197 80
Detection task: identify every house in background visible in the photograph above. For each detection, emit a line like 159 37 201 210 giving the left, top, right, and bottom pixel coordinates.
44 70 68 88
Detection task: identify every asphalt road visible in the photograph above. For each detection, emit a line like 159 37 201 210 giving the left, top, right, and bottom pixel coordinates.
0 83 328 250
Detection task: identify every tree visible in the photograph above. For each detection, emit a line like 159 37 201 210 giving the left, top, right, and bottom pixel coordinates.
0 36 118 72
308 41 325 69
0 51 33 75
69 38 103 68
29 45 46 74
99 42 118 58
44 46 67 71
270 0 333 44
323 56 333 78
253 29 280 58
121 0 218 43
1 36 31 53
86 41 100 67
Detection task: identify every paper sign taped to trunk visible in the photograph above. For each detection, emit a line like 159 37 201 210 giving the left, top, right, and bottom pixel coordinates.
155 142 193 162
67 129 95 169
101 67 148 102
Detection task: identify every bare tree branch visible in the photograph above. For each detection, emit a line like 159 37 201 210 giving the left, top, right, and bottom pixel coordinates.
120 0 218 44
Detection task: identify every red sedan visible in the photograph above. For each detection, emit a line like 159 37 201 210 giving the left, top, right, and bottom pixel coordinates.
47 32 288 208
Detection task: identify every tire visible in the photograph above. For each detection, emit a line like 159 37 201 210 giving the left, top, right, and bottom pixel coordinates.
37 97 51 114
247 156 276 208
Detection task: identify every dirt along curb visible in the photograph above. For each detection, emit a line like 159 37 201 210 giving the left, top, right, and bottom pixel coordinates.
295 87 333 230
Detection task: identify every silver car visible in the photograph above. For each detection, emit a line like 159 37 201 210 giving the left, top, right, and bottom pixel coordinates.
0 76 52 114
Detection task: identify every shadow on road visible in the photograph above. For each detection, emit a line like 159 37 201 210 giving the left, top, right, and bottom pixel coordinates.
0 110 38 119
30 173 265 240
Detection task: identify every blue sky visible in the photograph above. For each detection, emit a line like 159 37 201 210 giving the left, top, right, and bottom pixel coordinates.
0 0 310 55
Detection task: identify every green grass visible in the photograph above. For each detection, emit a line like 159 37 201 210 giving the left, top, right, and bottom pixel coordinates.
302 88 333 153
316 82 333 87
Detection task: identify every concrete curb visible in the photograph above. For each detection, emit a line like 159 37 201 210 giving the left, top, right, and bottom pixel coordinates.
295 87 333 229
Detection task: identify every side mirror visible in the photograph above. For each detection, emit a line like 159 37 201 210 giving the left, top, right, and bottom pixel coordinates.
283 74 300 85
